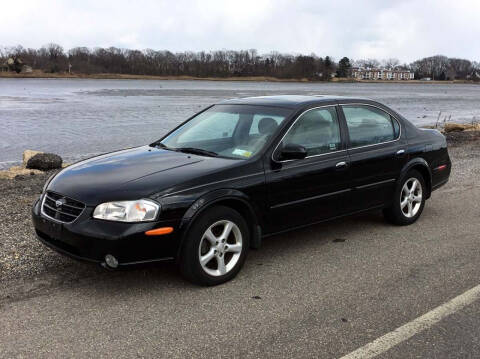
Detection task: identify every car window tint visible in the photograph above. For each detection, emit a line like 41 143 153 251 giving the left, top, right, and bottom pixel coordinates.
249 115 284 135
160 105 292 160
342 106 396 147
281 107 341 156
177 112 239 143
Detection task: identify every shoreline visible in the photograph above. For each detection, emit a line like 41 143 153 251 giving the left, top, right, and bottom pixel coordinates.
1 71 478 84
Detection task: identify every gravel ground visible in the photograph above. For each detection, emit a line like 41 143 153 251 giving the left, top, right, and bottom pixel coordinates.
0 171 104 296
0 132 478 298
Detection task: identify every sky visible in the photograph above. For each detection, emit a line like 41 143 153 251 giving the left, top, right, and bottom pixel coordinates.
1 0 479 63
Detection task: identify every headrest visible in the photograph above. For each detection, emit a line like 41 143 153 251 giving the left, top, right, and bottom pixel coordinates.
258 117 278 135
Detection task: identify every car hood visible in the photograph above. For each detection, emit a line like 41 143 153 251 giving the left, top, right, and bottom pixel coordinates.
47 146 237 205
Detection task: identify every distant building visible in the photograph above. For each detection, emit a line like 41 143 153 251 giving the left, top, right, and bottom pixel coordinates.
1 57 31 73
352 67 414 80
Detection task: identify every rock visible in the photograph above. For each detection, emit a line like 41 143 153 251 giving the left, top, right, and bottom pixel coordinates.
26 153 62 171
0 166 43 180
443 123 467 133
22 150 42 167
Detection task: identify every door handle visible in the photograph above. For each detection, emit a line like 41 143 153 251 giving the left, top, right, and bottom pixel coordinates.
396 149 406 156
335 161 348 169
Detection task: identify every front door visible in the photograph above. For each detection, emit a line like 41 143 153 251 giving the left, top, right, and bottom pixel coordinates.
264 106 351 232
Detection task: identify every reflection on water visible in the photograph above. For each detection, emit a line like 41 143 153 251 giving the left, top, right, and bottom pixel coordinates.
1 78 479 169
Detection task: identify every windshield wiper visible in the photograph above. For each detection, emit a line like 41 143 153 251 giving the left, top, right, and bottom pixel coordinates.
174 147 218 158
151 143 219 158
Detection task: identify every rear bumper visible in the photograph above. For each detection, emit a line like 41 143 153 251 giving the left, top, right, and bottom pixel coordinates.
32 198 181 266
432 178 449 191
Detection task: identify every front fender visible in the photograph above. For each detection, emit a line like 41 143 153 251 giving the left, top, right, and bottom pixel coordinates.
182 189 252 219
176 189 261 258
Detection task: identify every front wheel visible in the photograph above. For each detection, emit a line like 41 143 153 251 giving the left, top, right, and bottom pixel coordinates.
179 206 249 286
383 170 426 225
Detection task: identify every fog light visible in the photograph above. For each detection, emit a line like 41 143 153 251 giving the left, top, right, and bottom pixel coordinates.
104 254 118 269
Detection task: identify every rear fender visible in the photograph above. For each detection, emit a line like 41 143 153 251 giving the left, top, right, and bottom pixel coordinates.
399 158 432 198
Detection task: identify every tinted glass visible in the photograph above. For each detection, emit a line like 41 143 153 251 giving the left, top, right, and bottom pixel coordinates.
249 114 284 135
177 112 239 143
160 105 291 159
281 107 341 157
343 105 397 147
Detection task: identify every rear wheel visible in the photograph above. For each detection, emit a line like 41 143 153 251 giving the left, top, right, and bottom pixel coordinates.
383 169 426 225
179 206 249 286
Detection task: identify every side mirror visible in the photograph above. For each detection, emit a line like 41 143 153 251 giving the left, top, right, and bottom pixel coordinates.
279 144 307 160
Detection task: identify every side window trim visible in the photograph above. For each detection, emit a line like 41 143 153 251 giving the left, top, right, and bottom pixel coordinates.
339 103 402 150
272 104 346 163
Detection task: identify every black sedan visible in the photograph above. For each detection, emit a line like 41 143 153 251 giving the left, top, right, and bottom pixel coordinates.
32 95 451 285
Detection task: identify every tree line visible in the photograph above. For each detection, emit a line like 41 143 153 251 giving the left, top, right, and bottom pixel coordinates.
1 44 479 81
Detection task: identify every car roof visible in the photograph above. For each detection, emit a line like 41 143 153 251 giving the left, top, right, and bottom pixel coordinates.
218 95 371 109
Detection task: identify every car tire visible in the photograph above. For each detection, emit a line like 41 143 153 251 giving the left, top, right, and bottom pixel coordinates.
179 205 250 286
383 169 426 226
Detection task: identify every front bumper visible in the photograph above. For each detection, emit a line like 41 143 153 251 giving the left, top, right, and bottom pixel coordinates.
32 198 181 266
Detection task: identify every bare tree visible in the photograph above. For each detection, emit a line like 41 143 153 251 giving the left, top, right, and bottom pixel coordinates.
382 58 400 69
4 44 479 82
410 55 449 80
355 58 380 68
448 58 473 80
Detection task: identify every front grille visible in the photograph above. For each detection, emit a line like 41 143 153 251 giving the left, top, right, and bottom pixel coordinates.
42 191 86 223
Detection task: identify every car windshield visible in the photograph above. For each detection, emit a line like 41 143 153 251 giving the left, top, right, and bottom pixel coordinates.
155 105 292 159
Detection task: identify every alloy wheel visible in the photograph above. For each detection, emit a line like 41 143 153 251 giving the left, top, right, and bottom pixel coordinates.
400 177 423 218
198 220 243 277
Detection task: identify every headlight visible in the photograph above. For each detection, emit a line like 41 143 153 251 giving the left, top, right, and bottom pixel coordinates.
93 199 160 222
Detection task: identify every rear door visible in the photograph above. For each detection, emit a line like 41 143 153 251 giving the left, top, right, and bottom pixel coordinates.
339 103 407 211
264 105 351 232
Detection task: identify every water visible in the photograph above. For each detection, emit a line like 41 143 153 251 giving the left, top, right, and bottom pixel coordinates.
1 78 479 169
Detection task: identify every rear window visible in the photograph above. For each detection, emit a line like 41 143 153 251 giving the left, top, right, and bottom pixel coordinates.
342 105 399 147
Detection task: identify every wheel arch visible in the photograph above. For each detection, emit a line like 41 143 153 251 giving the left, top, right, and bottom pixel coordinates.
400 158 432 198
176 189 261 258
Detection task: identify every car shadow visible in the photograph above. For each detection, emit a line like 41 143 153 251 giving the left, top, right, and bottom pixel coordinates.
4 210 390 302
75 210 389 290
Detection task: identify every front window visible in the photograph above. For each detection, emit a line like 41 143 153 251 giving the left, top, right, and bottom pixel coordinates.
279 106 341 157
158 105 291 159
